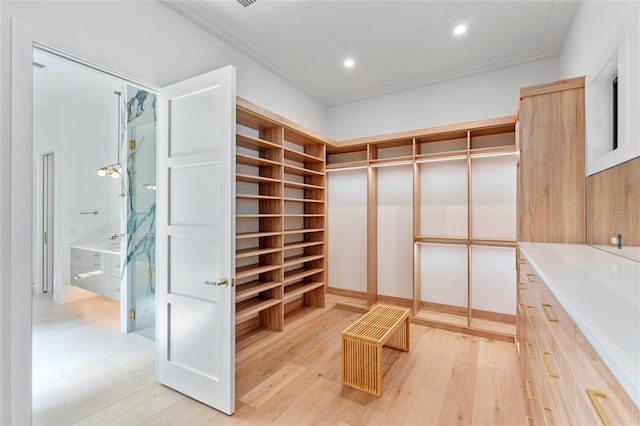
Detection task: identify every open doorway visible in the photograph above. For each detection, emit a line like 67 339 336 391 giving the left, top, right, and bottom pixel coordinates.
31 47 159 423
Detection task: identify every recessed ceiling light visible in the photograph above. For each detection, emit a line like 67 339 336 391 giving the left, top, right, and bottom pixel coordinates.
453 24 467 36
343 58 355 69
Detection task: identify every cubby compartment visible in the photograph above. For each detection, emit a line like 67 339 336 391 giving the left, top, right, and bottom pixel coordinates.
327 145 368 169
469 124 516 154
415 131 468 160
368 139 413 165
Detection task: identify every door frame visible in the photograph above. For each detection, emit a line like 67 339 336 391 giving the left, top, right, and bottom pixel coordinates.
3 19 160 424
34 150 56 294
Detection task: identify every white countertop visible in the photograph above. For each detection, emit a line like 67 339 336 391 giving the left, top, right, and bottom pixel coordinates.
70 241 121 256
519 242 640 408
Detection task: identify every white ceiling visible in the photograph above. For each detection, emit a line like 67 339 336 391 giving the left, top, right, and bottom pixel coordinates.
164 0 579 106
33 49 122 112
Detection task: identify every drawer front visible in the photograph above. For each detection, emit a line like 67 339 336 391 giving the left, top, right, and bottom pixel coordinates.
111 254 121 278
109 276 121 301
70 248 102 270
535 328 577 426
536 279 575 363
574 328 640 426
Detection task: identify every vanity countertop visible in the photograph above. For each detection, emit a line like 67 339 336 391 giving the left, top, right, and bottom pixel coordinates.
519 242 640 408
70 241 121 256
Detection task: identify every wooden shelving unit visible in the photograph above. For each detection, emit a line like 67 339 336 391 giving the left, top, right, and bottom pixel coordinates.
326 116 518 341
234 99 328 334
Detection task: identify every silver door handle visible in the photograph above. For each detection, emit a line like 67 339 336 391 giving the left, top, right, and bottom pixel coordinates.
205 278 228 287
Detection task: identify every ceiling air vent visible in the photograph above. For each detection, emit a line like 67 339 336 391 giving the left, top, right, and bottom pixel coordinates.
237 0 257 7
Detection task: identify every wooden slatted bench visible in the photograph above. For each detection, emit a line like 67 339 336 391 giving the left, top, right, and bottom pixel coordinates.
341 304 410 397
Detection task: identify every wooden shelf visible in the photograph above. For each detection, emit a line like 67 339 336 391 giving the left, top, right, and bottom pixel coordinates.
237 153 281 168
283 164 324 177
414 236 468 245
284 241 324 251
236 214 281 219
283 281 324 303
236 263 281 280
283 228 324 235
368 156 413 166
283 197 324 204
283 214 324 218
236 194 281 201
236 173 281 184
236 247 282 259
283 181 324 190
236 296 281 324
469 238 517 247
326 160 368 170
236 280 281 302
284 267 323 284
283 147 323 163
236 132 281 151
283 254 324 268
236 231 281 240
414 150 468 163
469 145 516 157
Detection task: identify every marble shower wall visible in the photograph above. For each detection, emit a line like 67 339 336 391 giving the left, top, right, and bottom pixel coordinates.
125 86 157 338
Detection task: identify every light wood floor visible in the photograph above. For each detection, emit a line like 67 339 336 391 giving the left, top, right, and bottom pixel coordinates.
33 293 526 425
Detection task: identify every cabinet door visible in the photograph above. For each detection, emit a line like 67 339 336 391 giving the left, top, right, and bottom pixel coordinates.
519 88 585 243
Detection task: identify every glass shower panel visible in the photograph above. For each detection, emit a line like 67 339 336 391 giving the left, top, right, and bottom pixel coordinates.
125 86 157 340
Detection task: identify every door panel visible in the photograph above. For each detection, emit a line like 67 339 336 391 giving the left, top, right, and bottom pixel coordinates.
169 163 221 226
169 86 222 157
158 66 236 415
169 235 221 302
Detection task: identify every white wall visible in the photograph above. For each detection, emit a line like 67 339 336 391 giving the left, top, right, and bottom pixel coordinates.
34 100 122 304
559 1 640 175
327 57 560 141
558 1 637 79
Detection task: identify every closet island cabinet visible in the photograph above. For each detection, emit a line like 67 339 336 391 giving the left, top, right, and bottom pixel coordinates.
517 245 639 425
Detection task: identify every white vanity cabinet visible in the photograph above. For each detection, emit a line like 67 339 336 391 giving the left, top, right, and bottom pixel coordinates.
108 254 121 301
70 246 121 301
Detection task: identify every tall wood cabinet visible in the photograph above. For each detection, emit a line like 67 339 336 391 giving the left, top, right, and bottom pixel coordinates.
518 77 586 243
234 98 328 335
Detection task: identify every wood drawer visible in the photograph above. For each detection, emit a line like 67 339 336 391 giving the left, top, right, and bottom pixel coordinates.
536 278 575 363
535 328 577 426
574 327 640 425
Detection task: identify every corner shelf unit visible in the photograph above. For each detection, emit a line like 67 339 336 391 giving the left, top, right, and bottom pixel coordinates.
327 116 518 341
235 98 328 334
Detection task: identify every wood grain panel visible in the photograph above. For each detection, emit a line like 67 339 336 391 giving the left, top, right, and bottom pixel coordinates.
587 156 640 247
519 87 586 243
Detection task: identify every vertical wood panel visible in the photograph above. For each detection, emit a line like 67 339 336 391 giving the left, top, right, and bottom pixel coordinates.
367 166 378 307
587 156 640 247
519 85 586 243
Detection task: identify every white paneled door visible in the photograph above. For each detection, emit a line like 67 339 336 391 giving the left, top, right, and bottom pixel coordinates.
158 66 236 415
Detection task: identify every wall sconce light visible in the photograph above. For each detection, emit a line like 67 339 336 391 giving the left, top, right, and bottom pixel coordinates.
97 90 122 178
